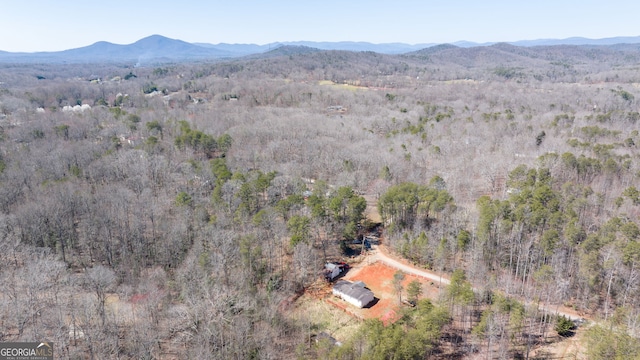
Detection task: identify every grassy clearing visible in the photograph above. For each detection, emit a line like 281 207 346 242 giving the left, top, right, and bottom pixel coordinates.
291 293 363 343
318 80 367 91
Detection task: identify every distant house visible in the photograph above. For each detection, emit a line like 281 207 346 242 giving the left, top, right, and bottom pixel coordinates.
118 135 144 146
62 104 91 112
332 280 374 308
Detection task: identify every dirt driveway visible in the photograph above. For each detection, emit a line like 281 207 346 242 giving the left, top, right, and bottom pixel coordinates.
335 257 443 324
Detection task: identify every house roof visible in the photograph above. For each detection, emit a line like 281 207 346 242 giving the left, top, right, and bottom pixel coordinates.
333 280 373 304
325 263 339 271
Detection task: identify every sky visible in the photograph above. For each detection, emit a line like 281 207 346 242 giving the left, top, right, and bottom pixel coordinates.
1 0 639 52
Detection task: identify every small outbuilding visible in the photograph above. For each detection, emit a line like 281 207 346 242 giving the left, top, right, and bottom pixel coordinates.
324 262 349 282
332 280 374 308
315 332 342 347
324 263 341 281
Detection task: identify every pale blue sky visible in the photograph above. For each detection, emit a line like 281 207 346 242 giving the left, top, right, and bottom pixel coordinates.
1 0 639 52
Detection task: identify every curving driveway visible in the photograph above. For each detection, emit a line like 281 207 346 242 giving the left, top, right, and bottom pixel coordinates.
371 243 586 322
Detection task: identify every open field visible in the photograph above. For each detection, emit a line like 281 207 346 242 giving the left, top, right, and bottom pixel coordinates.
342 261 442 322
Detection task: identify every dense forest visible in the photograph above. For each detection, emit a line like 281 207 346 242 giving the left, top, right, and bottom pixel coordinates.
1 43 640 359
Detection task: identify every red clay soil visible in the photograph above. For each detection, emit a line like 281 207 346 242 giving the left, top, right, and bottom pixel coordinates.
340 261 443 325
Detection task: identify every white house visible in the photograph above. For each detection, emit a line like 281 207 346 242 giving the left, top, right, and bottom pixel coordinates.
332 280 374 308
324 263 341 281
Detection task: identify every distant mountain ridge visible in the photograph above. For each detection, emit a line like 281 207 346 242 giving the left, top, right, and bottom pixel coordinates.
1 34 639 64
510 36 640 47
193 41 434 56
0 35 233 64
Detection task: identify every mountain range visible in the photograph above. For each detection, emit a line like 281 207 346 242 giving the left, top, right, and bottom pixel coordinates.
1 34 640 64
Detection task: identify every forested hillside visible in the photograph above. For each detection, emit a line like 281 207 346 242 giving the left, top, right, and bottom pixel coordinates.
1 43 640 358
